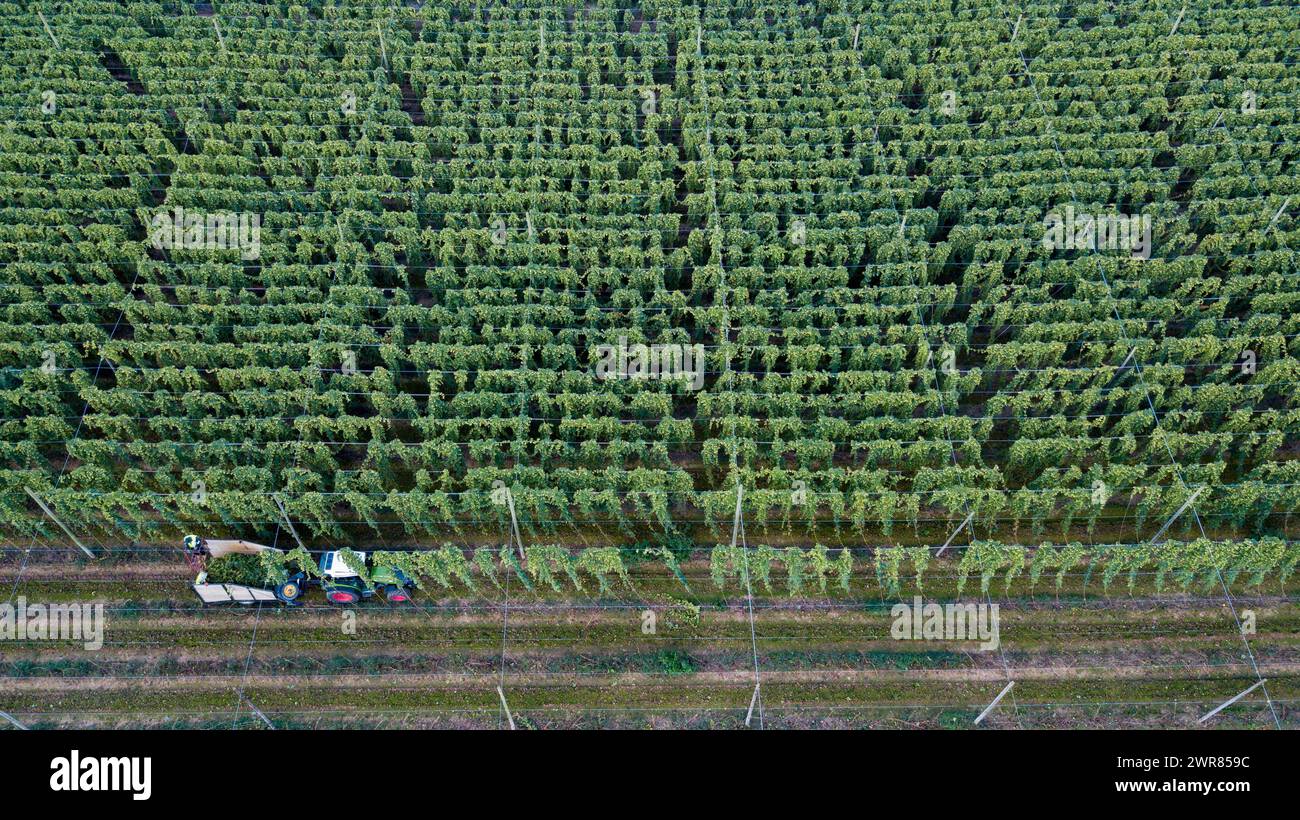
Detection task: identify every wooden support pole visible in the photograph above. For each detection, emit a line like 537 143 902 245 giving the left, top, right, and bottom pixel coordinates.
974 681 1015 725
744 682 761 727
1148 486 1204 545
936 510 974 557
25 488 94 558
37 11 60 49
242 695 275 729
1267 196 1291 233
272 493 307 551
497 686 516 730
1199 680 1267 724
0 711 28 730
730 483 744 550
505 489 526 564
1115 347 1136 373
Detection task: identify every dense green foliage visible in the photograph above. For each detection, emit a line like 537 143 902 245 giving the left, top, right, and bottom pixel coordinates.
204 552 268 586
706 538 1300 597
0 1 1296 560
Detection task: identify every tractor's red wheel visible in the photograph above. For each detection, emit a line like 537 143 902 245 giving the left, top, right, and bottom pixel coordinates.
327 589 359 604
386 588 409 602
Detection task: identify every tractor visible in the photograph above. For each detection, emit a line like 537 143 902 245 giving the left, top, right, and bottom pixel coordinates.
183 535 415 606
317 550 414 604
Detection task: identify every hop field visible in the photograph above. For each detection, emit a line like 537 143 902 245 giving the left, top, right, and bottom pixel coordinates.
0 0 1298 729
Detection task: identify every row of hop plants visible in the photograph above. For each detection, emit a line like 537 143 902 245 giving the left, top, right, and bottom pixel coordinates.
217 537 1300 600
14 477 1300 545
709 538 1300 598
223 542 639 596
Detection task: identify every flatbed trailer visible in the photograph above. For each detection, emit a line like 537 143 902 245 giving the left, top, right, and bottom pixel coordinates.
192 582 279 604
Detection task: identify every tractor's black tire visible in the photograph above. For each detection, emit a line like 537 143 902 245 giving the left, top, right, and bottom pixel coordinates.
324 583 362 605
275 580 303 603
383 584 410 603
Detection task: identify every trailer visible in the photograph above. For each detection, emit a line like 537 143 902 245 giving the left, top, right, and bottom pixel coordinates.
183 535 414 605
